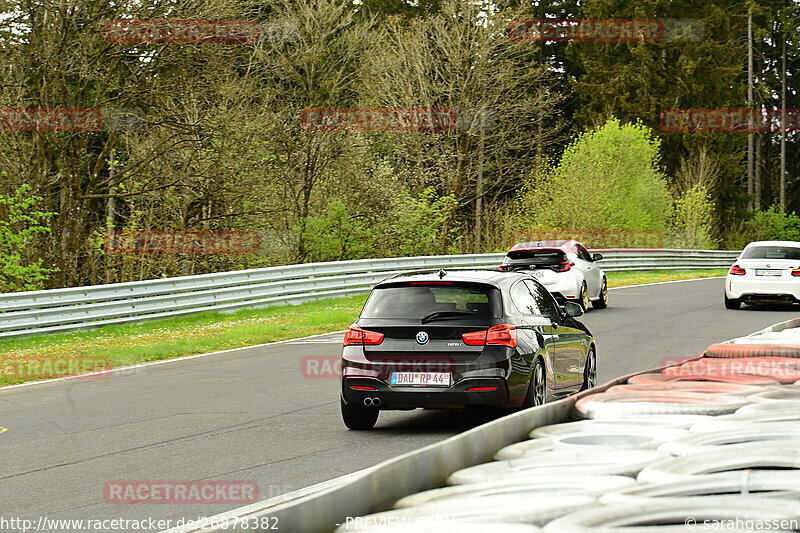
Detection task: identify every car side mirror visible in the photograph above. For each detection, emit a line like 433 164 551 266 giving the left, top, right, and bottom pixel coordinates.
592 253 603 262
564 301 584 317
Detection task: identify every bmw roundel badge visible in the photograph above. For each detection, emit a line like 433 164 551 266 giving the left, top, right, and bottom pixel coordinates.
416 331 429 345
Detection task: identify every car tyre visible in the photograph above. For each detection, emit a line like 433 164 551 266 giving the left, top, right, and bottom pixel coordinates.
724 293 740 309
580 346 597 391
579 282 589 311
341 398 379 430
523 359 546 408
592 278 608 309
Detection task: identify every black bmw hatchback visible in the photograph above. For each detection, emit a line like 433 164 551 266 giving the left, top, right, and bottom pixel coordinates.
340 269 596 429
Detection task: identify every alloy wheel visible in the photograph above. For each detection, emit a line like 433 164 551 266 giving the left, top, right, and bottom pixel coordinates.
533 361 546 406
586 348 597 388
580 283 589 310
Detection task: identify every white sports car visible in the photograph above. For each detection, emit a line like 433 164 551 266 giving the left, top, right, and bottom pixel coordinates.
500 240 608 310
724 240 800 309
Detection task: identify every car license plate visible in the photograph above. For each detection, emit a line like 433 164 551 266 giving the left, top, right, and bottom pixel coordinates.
390 372 451 387
755 269 782 276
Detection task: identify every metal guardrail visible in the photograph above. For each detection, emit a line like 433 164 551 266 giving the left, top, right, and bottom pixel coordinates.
0 249 739 339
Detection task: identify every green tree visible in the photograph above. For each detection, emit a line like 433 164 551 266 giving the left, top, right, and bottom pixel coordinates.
359 0 564 253
745 206 800 243
555 0 756 229
0 183 56 292
515 118 672 231
353 0 442 19
249 0 375 262
0 0 265 286
668 184 718 249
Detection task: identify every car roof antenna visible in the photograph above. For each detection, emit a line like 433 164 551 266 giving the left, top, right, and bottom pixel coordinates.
438 268 447 279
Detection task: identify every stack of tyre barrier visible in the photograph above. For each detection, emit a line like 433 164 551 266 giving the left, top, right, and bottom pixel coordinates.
334 331 800 533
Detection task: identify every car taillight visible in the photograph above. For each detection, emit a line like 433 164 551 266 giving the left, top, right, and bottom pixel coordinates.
461 329 487 346
729 265 746 276
554 261 573 272
343 325 385 346
487 324 517 347
461 324 517 348
792 269 800 277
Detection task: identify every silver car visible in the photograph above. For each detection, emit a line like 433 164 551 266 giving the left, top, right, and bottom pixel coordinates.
500 240 608 310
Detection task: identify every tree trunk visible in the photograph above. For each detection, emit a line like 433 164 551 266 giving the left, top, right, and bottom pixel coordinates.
106 148 116 283
755 134 761 210
474 112 485 252
747 10 754 211
781 35 787 211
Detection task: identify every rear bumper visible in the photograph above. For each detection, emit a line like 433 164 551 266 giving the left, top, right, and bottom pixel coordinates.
740 293 800 304
726 276 800 302
341 377 510 409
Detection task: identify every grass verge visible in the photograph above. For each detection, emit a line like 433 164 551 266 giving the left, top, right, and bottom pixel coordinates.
0 295 368 386
607 268 727 288
0 268 727 386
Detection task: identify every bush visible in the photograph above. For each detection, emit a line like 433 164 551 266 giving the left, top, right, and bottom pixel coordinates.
0 182 56 292
666 184 718 249
298 187 458 262
513 118 672 232
299 200 374 262
745 206 800 242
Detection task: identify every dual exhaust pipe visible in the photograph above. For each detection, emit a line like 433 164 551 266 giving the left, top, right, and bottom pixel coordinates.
363 397 382 407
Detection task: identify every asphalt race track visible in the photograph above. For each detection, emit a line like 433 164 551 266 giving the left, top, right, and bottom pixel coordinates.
1 277 796 530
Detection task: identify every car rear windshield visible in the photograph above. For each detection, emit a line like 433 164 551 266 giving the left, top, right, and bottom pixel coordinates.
742 246 800 260
505 250 566 264
361 284 502 319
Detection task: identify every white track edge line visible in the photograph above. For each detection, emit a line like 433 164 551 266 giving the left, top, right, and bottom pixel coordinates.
608 275 723 290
